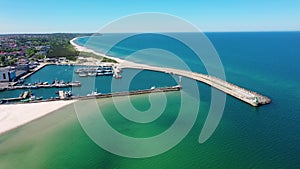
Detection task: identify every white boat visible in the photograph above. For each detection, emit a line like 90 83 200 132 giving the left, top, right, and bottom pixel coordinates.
87 90 101 96
88 72 97 76
79 72 88 77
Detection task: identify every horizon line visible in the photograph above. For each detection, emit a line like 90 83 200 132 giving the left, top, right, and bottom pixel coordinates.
0 30 300 35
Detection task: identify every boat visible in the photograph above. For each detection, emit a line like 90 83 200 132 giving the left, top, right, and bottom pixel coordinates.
0 88 6 92
69 81 81 87
36 96 43 100
113 74 122 79
87 90 101 96
0 100 7 104
96 69 104 73
75 69 82 74
79 72 88 77
104 70 114 75
20 98 30 102
64 91 73 97
29 85 39 89
17 79 25 84
88 72 97 76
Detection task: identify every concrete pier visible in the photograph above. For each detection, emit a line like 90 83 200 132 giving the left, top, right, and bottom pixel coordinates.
76 86 181 100
7 81 81 90
3 86 181 104
117 64 271 107
19 63 51 80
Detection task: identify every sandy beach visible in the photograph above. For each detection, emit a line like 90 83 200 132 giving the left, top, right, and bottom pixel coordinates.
70 38 148 68
0 36 270 136
0 100 76 135
0 38 124 137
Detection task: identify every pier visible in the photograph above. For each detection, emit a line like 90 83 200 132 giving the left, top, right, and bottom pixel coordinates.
19 63 51 80
0 57 271 106
76 86 181 100
117 63 271 107
2 86 181 104
6 81 81 90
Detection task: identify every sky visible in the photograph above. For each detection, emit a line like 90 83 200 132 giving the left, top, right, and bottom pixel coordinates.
0 0 299 33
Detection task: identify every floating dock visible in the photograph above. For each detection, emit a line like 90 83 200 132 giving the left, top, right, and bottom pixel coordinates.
6 81 81 90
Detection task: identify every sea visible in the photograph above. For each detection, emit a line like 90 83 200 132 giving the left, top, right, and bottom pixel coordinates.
0 32 299 168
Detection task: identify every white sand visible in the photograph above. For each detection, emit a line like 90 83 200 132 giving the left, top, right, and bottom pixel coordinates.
0 37 153 136
0 100 76 135
70 38 144 67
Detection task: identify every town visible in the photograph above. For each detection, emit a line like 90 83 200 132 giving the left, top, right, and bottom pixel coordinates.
0 33 99 88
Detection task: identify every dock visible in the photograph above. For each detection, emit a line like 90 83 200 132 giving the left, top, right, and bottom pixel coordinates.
76 86 181 100
2 86 181 104
19 63 52 80
117 64 271 107
2 90 31 102
6 81 81 90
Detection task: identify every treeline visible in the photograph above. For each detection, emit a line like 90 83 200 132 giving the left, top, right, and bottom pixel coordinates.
46 33 92 60
79 51 118 63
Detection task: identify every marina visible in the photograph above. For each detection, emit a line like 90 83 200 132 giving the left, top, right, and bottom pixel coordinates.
75 66 115 77
0 62 271 106
9 81 81 90
1 86 181 104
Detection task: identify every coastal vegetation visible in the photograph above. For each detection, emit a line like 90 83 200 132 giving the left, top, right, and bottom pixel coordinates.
78 51 118 63
0 33 92 66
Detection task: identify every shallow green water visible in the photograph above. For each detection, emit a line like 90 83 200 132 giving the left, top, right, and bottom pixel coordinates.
1 32 300 168
0 92 207 169
1 89 299 168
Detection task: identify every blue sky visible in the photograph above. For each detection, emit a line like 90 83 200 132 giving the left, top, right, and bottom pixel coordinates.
0 0 299 33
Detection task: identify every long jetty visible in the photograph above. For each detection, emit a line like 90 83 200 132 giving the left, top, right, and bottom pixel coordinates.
6 86 181 104
118 63 271 107
76 86 181 100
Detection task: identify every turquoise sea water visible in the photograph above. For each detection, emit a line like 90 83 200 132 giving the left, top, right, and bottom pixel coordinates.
0 32 300 168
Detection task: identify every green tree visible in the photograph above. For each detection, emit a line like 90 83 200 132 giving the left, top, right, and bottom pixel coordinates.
25 47 37 57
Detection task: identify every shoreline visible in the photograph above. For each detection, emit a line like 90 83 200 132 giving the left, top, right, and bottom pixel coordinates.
0 85 181 136
0 38 127 137
0 36 271 136
70 37 271 107
0 100 76 136
70 38 150 68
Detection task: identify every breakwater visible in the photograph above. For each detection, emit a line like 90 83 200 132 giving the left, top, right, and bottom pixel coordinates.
76 85 181 100
118 64 271 107
4 86 181 104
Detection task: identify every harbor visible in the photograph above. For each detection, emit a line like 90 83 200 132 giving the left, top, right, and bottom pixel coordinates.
1 85 181 104
6 80 81 90
74 65 115 77
0 62 271 106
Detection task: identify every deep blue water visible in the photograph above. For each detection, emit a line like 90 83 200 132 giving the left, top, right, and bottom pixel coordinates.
74 32 300 167
75 32 300 102
0 32 300 168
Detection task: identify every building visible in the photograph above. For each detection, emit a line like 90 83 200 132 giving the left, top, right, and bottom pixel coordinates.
0 67 16 82
16 64 29 72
